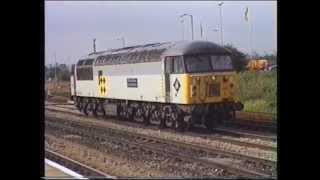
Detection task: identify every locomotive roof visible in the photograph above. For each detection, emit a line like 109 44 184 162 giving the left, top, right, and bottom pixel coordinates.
78 41 231 66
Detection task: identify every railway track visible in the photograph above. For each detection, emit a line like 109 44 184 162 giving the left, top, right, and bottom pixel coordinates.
224 120 277 134
45 104 276 150
236 111 276 121
45 149 113 178
228 111 277 133
214 127 277 142
45 116 277 178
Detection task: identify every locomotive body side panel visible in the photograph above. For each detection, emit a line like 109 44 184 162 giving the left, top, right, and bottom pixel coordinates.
75 80 95 97
93 61 165 102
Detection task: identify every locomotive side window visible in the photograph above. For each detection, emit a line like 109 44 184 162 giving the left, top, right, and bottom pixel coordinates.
127 78 138 88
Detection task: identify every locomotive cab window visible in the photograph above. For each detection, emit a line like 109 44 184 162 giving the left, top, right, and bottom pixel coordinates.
76 67 93 80
77 60 85 66
165 56 184 74
84 59 94 65
184 54 234 73
210 55 233 71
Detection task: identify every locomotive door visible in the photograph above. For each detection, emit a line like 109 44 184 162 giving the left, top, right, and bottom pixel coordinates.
164 57 171 102
164 56 184 103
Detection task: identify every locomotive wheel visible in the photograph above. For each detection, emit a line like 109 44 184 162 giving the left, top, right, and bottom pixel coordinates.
83 101 89 116
174 115 185 132
92 100 98 117
165 117 174 128
119 105 133 121
149 108 161 127
77 99 84 112
205 112 219 131
84 100 95 116
127 107 134 121
133 106 145 124
205 120 215 131
118 105 126 120
75 98 81 111
95 101 105 117
164 108 174 128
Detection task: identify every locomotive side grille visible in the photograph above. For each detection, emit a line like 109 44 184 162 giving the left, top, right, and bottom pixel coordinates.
207 83 220 97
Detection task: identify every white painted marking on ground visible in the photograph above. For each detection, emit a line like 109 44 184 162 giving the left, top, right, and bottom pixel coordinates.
45 158 87 179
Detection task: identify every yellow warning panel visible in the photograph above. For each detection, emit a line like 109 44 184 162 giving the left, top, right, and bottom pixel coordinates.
98 76 107 96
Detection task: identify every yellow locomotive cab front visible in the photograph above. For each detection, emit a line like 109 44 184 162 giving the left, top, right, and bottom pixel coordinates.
181 73 236 104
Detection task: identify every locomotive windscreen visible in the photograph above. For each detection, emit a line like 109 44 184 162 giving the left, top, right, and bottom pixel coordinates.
184 55 233 73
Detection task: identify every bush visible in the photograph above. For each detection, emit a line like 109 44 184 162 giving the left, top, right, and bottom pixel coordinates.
234 71 277 115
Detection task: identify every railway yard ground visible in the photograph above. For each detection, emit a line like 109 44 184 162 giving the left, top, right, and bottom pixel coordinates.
44 98 277 179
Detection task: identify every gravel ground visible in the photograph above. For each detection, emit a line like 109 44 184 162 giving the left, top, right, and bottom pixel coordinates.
46 105 276 147
46 119 276 176
46 135 168 177
45 109 277 162
46 129 235 178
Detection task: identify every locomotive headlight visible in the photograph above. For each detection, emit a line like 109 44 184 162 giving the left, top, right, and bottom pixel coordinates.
211 76 216 81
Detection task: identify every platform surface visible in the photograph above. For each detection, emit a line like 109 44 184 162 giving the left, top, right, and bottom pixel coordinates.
45 159 84 178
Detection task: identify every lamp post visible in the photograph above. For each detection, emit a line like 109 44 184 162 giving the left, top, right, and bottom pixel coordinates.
180 18 184 40
218 2 224 46
180 13 194 40
93 38 96 53
212 28 219 43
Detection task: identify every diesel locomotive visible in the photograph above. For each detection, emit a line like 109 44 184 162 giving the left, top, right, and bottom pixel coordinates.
70 41 243 131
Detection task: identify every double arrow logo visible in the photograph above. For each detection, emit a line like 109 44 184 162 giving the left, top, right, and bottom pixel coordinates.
99 76 107 95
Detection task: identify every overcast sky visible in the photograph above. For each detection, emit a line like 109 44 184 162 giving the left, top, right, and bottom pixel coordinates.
45 1 277 65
